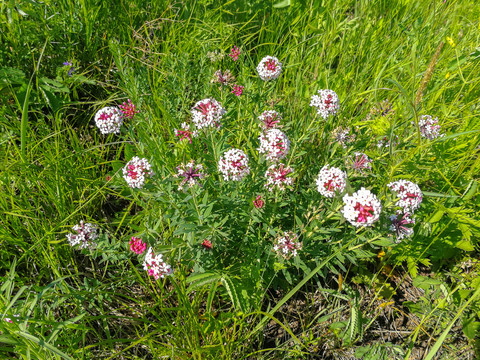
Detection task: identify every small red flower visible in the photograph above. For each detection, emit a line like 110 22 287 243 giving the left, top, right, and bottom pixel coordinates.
106 175 112 181
201 239 212 249
253 195 264 209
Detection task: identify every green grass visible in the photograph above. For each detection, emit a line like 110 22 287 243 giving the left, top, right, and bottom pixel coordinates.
1 0 480 359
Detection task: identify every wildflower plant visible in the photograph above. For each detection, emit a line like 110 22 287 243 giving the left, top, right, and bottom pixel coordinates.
310 89 340 119
66 221 99 250
264 163 294 192
258 110 282 131
258 129 290 162
94 106 124 134
342 188 382 227
218 148 250 181
415 115 444 140
174 122 199 143
174 160 206 191
315 165 347 198
387 180 423 213
123 157 154 189
273 231 302 259
256 56 282 81
191 98 226 130
143 247 173 280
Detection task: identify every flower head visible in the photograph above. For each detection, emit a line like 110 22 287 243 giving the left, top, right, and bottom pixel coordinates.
119 99 139 119
258 110 282 131
129 237 147 255
174 122 198 144
415 115 444 140
253 195 264 209
229 45 241 61
231 84 244 96
273 231 302 259
212 69 235 86
143 247 173 280
331 126 356 148
218 148 250 181
310 89 340 119
258 128 290 162
315 165 347 198
257 56 282 81
389 212 415 242
264 163 294 192
342 188 382 227
191 98 226 130
94 106 124 134
201 239 213 249
349 152 372 174
66 221 99 249
387 180 422 213
123 157 154 189
174 160 206 190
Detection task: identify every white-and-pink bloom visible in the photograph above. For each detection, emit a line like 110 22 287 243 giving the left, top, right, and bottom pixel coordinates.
310 89 340 119
389 212 415 242
264 163 294 192
123 157 153 189
94 106 124 134
174 122 198 143
143 247 173 280
191 98 226 130
273 231 302 259
66 221 99 249
258 110 282 131
218 148 250 181
258 129 290 162
415 115 444 140
342 187 382 227
349 152 372 173
257 56 282 81
387 180 422 213
315 165 347 198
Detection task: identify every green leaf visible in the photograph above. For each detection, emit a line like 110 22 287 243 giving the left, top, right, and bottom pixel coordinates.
462 317 480 340
455 239 475 252
273 0 291 8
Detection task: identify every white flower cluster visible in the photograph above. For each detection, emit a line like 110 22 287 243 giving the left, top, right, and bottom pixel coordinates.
218 148 250 181
342 187 382 227
264 163 294 192
66 221 99 249
416 115 444 140
123 157 154 189
258 129 290 162
143 247 173 280
273 231 302 259
310 89 340 119
258 110 282 131
256 56 282 81
191 98 226 130
387 180 422 212
315 165 347 198
94 106 124 134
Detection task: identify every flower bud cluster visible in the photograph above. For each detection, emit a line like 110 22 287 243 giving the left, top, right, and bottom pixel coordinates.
310 89 340 119
218 148 250 181
143 247 173 280
129 237 147 255
273 231 302 259
257 56 282 81
94 106 124 134
191 98 226 130
258 129 290 162
123 157 153 189
66 221 99 249
342 188 382 227
315 165 347 198
264 163 294 192
387 180 422 212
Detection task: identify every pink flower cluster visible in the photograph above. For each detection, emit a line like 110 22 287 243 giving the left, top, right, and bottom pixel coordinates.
191 98 226 130
229 45 241 61
257 56 282 81
174 160 206 191
387 180 422 212
349 152 372 174
119 99 139 119
258 110 282 131
389 212 415 242
174 122 198 143
123 157 153 189
253 195 264 209
143 247 173 280
66 221 99 249
264 163 294 192
310 89 340 119
94 106 124 134
231 84 244 96
273 231 302 259
342 188 382 227
129 237 147 255
258 128 290 162
416 115 444 140
315 165 347 198
218 148 250 181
